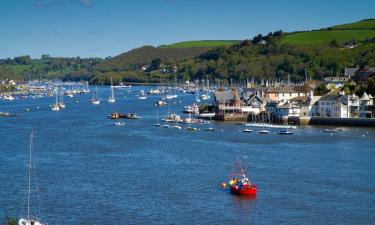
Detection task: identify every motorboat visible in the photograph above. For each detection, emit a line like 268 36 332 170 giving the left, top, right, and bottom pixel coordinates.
278 129 293 135
242 128 253 133
114 122 125 126
259 130 270 134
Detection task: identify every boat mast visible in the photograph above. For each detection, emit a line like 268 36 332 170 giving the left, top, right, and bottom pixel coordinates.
27 131 33 219
111 77 114 99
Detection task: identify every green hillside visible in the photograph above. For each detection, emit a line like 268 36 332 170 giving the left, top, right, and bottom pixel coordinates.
97 45 212 71
280 30 375 45
161 40 240 48
280 19 375 45
331 19 375 30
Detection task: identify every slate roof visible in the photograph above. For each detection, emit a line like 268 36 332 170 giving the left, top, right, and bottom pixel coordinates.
344 68 357 77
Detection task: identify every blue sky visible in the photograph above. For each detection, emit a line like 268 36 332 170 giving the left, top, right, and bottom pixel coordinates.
0 0 374 58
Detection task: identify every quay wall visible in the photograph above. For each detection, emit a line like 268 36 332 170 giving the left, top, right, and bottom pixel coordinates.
299 117 375 127
214 114 247 121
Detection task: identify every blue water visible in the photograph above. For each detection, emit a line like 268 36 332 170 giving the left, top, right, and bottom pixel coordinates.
1 86 375 225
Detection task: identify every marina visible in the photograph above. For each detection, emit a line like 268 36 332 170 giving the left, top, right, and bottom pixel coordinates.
1 85 374 224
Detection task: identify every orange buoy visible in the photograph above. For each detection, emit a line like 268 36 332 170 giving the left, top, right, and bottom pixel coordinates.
221 182 227 188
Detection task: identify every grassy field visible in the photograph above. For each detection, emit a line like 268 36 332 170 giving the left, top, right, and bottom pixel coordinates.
280 29 375 45
3 64 32 73
161 40 240 48
331 19 375 30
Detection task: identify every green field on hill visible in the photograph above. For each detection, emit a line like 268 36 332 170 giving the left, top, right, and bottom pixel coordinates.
331 19 375 30
161 40 240 48
280 29 375 45
280 19 375 45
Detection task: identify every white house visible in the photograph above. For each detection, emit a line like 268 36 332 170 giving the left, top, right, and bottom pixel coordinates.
317 92 360 118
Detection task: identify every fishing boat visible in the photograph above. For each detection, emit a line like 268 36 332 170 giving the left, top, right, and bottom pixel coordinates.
19 132 46 225
163 124 170 128
107 77 116 103
90 86 101 105
228 157 257 195
278 129 293 135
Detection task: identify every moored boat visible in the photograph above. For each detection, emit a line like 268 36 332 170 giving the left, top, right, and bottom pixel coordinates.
259 130 270 134
278 129 293 135
228 157 257 196
242 128 253 133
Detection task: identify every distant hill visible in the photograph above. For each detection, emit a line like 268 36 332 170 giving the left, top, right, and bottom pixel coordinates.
96 45 212 71
2 19 375 85
160 40 240 48
280 19 375 45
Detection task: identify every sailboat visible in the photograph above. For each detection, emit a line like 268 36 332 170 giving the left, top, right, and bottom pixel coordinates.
195 90 201 103
19 132 45 225
91 86 101 105
154 109 161 127
51 89 60 111
58 91 65 109
204 117 215 131
107 77 116 103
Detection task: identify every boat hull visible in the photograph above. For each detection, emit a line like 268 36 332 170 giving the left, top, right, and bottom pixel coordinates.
230 185 257 195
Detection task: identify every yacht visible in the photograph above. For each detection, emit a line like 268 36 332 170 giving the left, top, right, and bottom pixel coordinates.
91 86 101 105
18 132 46 225
107 77 116 103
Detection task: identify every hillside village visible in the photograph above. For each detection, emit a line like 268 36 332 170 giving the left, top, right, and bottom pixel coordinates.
212 66 375 123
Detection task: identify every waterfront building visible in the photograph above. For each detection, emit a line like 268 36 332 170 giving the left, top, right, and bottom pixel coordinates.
214 89 242 115
265 85 313 103
317 92 360 118
359 92 374 118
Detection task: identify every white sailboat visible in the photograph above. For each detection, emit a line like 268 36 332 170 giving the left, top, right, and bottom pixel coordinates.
91 86 101 105
107 77 116 103
154 109 161 126
19 132 45 225
58 91 65 109
51 89 60 111
138 90 147 100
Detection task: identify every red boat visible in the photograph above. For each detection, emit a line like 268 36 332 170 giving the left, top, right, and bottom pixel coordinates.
230 183 257 195
228 157 257 195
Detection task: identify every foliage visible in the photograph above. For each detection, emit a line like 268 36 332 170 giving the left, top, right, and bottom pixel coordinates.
6 216 16 225
315 83 329 95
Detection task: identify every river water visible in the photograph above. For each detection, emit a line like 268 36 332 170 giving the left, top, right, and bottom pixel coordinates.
1 86 374 225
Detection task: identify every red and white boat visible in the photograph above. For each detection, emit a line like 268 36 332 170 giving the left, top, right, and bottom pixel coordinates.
228 158 257 195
